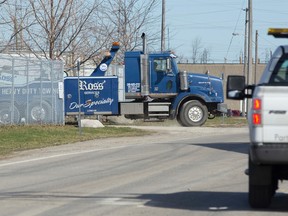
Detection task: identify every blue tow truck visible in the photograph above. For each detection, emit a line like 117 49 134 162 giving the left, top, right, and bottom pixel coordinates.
64 34 225 126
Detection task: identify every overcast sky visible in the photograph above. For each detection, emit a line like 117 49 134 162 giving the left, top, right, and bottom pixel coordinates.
159 0 288 63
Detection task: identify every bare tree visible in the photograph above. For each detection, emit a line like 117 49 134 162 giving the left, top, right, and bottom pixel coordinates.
191 37 202 63
1 0 161 73
102 0 160 62
175 53 189 64
0 0 32 52
14 0 120 75
200 48 210 64
191 37 212 64
25 0 100 59
0 0 7 5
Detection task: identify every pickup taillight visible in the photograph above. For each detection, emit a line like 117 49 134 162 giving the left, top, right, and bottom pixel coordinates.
252 113 261 125
253 98 261 110
252 98 262 126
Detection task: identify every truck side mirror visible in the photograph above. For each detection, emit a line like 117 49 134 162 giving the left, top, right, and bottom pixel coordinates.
226 75 246 100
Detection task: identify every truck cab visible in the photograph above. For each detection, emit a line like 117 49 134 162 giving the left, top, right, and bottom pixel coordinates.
123 46 224 126
124 51 179 99
227 28 288 208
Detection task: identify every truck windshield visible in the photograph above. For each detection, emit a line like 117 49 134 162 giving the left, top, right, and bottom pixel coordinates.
269 55 288 85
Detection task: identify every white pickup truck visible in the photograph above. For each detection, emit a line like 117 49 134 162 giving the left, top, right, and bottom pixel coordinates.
227 28 288 208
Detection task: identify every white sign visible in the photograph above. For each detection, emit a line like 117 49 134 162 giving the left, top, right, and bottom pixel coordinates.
79 80 106 91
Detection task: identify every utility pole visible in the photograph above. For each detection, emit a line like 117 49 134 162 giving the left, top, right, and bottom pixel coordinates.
247 0 253 112
14 0 24 51
161 0 165 52
168 27 170 50
247 0 253 86
243 8 248 79
241 7 248 116
254 30 258 84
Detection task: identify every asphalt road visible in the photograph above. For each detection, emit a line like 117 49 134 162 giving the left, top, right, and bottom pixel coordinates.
0 126 288 216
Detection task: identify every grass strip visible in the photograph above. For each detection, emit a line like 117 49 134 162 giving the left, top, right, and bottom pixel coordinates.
0 125 148 156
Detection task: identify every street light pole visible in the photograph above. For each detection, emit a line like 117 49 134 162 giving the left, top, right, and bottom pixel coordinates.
161 0 165 52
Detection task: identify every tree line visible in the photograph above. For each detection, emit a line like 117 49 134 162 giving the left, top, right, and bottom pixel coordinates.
0 0 159 74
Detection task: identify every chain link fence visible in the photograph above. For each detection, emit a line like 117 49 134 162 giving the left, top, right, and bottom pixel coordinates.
0 54 64 125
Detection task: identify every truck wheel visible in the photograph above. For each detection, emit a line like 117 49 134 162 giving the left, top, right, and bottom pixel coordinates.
177 104 190 126
249 185 272 208
26 101 52 124
249 157 273 208
177 111 188 127
0 102 20 124
178 100 208 127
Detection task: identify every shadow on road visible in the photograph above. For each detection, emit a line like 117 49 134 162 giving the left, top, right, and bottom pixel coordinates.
1 189 288 212
137 190 288 212
192 142 249 155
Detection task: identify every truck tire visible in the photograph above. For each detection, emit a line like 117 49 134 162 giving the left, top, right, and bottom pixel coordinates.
177 114 186 126
0 102 20 124
249 157 273 208
249 185 272 208
177 100 208 127
26 101 52 124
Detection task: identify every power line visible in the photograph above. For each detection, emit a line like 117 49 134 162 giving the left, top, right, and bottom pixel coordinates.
224 0 246 61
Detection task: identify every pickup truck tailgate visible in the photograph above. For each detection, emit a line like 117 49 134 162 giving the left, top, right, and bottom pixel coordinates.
260 86 288 142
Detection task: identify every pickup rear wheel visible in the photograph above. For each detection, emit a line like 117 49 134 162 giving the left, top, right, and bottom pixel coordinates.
249 185 273 208
177 100 208 127
248 156 274 208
